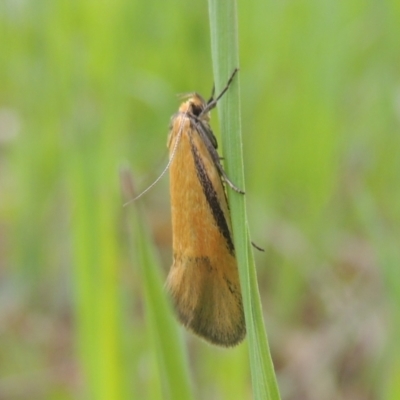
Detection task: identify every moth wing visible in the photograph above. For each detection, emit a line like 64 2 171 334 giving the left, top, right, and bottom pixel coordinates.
167 116 245 347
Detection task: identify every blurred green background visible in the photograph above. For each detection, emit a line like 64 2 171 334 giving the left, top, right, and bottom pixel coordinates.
1 0 399 399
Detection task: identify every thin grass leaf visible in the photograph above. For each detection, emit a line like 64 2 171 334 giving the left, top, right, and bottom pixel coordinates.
68 150 126 400
207 1 281 399
120 168 194 400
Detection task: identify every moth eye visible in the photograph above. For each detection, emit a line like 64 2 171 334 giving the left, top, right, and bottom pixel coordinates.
191 102 203 117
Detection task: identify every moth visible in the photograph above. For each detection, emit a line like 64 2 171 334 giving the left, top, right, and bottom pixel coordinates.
166 69 246 347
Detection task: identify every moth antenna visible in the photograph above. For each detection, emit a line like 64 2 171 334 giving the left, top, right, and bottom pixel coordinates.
123 111 187 206
200 68 239 116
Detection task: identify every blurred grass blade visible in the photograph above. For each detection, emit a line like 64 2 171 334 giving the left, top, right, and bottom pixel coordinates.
68 156 125 400
207 0 281 399
120 167 194 400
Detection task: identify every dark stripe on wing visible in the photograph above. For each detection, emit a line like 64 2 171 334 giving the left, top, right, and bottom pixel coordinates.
189 136 235 255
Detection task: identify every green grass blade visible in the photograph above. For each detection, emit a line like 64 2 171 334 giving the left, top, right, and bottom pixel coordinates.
207 1 281 399
68 153 125 400
121 169 194 400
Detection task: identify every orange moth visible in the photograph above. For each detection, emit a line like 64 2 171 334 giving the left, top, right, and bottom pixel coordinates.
166 69 245 347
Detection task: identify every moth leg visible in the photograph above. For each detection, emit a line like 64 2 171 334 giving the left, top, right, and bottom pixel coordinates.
190 113 244 195
195 121 244 194
218 167 244 194
207 83 216 105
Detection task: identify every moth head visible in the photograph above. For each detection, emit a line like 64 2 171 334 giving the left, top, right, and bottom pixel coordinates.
179 93 210 121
